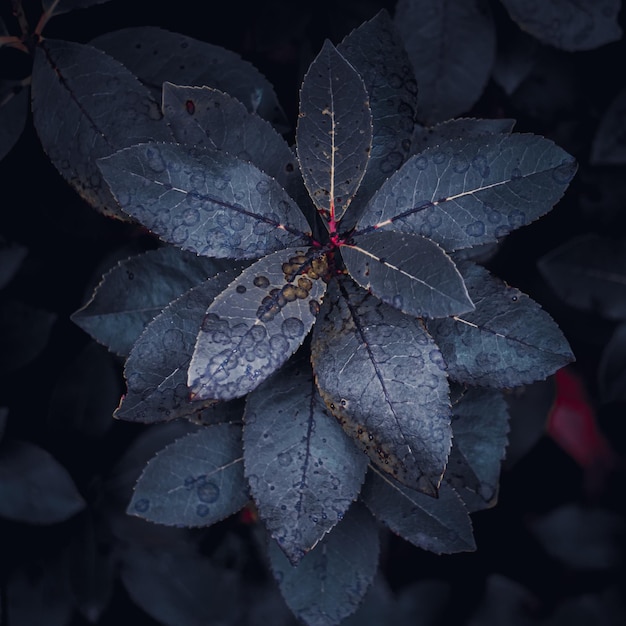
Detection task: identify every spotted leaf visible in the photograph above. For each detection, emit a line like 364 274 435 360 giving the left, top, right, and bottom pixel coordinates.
188 247 327 401
428 263 575 387
342 230 474 319
244 352 368 565
311 277 451 496
296 40 372 226
128 423 248 527
98 142 311 259
356 133 577 252
361 467 475 554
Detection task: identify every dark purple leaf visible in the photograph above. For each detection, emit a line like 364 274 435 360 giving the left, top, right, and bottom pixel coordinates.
394 0 496 124
0 237 27 290
0 80 28 162
342 230 474 318
446 387 509 512
599 322 626 403
0 439 85 523
428 263 574 387
128 423 249 527
357 133 577 252
500 0 622 51
42 0 113 18
269 503 379 626
188 247 327 401
31 39 172 219
337 10 417 222
72 246 228 356
244 352 368 564
538 234 626 320
361 468 476 554
296 40 372 225
591 87 626 165
91 26 287 130
98 142 311 258
116 268 243 423
311 277 451 496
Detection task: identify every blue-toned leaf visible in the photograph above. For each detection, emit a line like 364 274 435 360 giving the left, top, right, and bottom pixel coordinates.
428 263 574 387
357 133 577 252
31 39 172 219
0 80 28 162
98 142 311 258
394 0 496 124
591 87 626 166
92 26 287 129
0 439 85 523
116 268 243 423
337 10 417 222
188 247 327 401
269 503 379 626
244 353 368 564
492 27 538 96
500 0 622 51
361 467 476 554
446 387 509 512
72 246 228 356
342 230 474 319
311 277 451 496
296 40 372 225
128 423 248 527
42 0 112 18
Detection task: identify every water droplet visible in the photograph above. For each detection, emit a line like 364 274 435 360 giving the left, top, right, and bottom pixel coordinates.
282 317 304 338
196 504 210 517
255 180 271 194
236 284 247 294
511 167 522 179
253 275 270 288
465 221 485 237
134 498 150 513
392 294 403 309
197 480 220 503
278 451 293 467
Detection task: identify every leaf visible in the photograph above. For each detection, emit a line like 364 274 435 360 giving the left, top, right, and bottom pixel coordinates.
492 27 539 96
162 83 303 202
244 352 368 564
357 133 577 252
394 0 496 124
117 268 243 423
0 439 85 523
500 0 622 51
361 467 476 554
428 263 574 387
120 546 243 626
0 80 28 162
268 503 380 626
343 576 398 626
98 142 311 258
342 230 474 319
31 39 173 219
296 40 372 225
0 300 56 373
337 10 417 221
411 118 516 155
42 0 113 18
0 237 27 290
72 246 228 356
128 423 249 527
188 247 327 401
591 87 626 165
538 234 626 320
445 387 509 512
0 407 7 443
91 26 288 129
311 277 451 496
599 322 626 403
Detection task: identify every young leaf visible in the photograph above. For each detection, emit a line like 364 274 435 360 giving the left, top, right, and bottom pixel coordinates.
446 387 509 512
500 0 622 51
268 503 380 626
98 142 311 258
0 439 85 523
296 40 372 225
342 230 474 318
311 277 451 496
117 268 243 423
0 80 28 162
591 87 626 165
244 353 368 565
394 0 496 124
188 247 327 401
428 263 574 387
337 10 417 220
31 39 172 219
128 423 249 527
538 234 626 320
361 467 476 554
357 133 577 252
72 246 228 356
91 26 287 129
